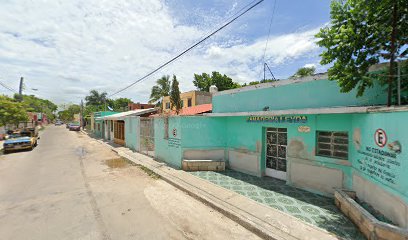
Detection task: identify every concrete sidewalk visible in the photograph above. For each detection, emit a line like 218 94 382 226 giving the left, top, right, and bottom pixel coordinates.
85 137 346 240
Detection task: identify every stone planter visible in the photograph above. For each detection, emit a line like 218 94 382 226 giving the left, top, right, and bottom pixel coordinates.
334 189 408 240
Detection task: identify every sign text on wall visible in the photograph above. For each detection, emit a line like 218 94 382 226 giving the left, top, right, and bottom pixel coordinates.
247 115 307 123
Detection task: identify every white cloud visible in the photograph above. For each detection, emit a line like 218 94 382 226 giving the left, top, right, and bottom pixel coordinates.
0 0 322 104
304 63 316 68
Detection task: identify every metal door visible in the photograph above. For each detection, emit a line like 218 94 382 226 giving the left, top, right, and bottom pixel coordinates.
265 127 287 180
140 117 155 157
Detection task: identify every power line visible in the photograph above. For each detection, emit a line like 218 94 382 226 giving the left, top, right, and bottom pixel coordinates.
0 80 18 93
261 0 277 81
109 0 265 97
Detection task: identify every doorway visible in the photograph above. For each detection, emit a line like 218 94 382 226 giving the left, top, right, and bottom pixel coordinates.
265 127 287 180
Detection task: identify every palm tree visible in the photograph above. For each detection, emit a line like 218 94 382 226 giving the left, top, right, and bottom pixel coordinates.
149 75 171 107
85 90 108 106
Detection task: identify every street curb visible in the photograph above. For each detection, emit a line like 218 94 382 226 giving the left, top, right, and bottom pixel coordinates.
81 132 342 240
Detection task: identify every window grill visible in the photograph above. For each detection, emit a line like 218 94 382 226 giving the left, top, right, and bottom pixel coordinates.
316 131 348 160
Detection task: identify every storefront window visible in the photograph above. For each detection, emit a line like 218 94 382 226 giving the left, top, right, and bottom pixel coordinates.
316 131 348 159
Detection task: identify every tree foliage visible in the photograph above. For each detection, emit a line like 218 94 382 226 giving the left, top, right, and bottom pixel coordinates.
13 94 57 121
316 0 408 104
149 75 171 105
170 75 182 114
193 71 240 92
0 95 28 127
241 79 276 87
85 90 108 106
107 98 132 112
291 66 316 78
58 104 81 122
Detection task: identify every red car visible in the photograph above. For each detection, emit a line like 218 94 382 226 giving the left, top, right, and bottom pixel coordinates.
69 123 81 131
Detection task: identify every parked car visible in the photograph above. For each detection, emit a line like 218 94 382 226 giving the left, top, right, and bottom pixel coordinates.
3 128 38 154
55 120 63 126
69 122 80 131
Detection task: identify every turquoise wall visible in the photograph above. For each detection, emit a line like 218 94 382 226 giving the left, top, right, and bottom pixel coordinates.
154 117 183 168
125 117 140 151
225 115 354 188
94 119 104 138
351 112 408 202
213 79 386 113
180 117 226 149
152 111 408 202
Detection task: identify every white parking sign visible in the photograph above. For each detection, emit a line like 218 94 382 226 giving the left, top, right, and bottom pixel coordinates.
374 129 387 148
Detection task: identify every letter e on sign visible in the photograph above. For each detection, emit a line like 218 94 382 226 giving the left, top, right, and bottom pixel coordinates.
374 129 387 148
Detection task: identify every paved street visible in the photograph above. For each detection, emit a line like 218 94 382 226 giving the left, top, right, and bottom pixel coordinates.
0 126 261 240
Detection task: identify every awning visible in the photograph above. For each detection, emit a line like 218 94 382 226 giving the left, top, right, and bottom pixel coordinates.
102 108 157 120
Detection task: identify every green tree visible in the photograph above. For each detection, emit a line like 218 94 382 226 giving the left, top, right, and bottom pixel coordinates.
13 94 58 121
108 98 132 112
0 95 28 127
241 79 276 87
85 90 108 107
149 75 171 106
316 0 408 106
291 66 316 78
170 75 182 115
58 104 81 122
193 71 240 92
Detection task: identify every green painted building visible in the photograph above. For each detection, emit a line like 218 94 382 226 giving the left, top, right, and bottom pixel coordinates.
154 74 408 227
93 111 118 138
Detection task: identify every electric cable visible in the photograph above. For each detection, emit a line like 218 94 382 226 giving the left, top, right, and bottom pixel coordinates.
260 0 277 81
109 0 265 97
0 80 18 93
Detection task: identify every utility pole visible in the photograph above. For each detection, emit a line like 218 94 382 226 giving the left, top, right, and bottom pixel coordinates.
18 77 24 101
80 99 84 128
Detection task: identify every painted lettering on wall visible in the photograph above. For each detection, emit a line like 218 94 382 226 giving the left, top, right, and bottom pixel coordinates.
357 128 402 186
168 138 181 148
247 116 307 123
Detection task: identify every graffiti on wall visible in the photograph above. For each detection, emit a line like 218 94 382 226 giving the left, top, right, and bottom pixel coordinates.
247 116 307 123
356 129 402 185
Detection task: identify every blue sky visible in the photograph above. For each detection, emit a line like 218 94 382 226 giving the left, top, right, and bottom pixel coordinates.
0 0 331 104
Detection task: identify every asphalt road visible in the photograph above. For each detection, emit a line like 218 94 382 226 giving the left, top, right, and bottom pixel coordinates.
0 126 260 240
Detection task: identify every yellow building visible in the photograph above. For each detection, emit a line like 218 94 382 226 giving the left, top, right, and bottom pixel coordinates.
162 90 212 112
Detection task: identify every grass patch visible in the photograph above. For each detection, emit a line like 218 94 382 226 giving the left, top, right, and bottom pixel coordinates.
105 157 129 168
139 165 160 179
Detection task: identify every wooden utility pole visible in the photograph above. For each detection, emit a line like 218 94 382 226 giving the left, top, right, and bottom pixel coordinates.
18 77 24 101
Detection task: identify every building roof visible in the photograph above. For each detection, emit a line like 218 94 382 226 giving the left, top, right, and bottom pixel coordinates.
204 105 408 117
179 104 212 115
100 108 156 120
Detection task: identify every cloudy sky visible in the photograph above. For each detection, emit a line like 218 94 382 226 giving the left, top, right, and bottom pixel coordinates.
0 0 331 104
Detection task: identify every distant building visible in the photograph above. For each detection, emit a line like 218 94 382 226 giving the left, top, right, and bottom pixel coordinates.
128 102 155 110
162 90 212 113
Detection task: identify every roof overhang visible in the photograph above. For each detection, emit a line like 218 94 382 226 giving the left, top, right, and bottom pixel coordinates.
204 105 408 117
102 108 157 120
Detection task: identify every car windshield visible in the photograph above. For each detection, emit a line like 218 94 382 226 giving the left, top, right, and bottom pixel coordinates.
71 122 80 126
8 134 22 139
20 132 32 137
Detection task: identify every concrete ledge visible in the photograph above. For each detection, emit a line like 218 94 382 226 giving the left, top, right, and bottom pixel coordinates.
182 159 225 171
335 189 408 240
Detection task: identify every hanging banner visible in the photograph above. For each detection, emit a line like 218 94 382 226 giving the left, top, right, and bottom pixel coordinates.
247 115 307 123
